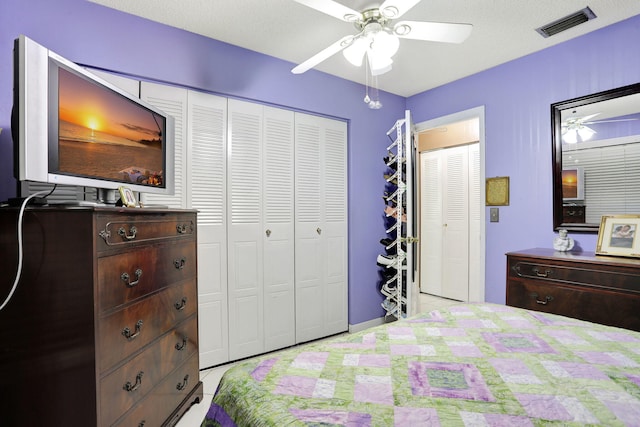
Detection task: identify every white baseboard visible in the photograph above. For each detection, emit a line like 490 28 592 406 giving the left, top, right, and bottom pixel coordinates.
348 317 385 333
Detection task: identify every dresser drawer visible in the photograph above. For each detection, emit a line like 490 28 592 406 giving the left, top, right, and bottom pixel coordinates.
562 205 585 223
100 316 199 426
98 241 196 311
98 280 197 372
97 213 195 251
113 353 201 427
506 279 640 330
509 259 640 295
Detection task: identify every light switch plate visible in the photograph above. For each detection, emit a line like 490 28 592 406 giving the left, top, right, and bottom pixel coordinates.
490 207 499 222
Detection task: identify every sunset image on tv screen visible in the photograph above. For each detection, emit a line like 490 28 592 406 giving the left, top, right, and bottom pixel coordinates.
562 169 578 198
57 67 164 187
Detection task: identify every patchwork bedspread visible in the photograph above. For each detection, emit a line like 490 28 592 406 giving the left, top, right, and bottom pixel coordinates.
201 303 640 426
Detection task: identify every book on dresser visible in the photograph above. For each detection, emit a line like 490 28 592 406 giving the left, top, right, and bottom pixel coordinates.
506 247 640 332
0 206 203 427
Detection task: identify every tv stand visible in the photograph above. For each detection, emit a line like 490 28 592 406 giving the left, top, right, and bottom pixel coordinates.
96 188 120 204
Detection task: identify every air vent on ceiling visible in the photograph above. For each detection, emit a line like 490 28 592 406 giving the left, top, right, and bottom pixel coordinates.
536 7 597 38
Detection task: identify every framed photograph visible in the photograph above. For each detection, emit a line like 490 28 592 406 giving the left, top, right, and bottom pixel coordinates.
562 167 584 201
485 176 509 206
118 186 137 208
596 215 640 258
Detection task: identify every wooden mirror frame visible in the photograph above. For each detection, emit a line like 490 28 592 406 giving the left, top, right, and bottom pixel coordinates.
552 82 640 232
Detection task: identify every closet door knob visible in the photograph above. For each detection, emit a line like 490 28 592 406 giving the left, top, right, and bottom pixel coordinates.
316 227 322 235
266 229 271 237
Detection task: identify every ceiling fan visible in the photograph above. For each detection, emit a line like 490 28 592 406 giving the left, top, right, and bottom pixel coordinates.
562 113 638 144
291 0 473 75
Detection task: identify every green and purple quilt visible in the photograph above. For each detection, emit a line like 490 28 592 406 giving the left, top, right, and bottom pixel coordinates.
201 303 640 426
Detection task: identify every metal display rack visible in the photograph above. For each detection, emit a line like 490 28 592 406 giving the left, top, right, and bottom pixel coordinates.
379 110 415 319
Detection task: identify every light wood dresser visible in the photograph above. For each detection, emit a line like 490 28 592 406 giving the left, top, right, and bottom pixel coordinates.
0 206 202 426
506 247 640 332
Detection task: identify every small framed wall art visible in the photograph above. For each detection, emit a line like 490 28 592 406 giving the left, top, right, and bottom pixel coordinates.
485 176 509 206
596 214 640 258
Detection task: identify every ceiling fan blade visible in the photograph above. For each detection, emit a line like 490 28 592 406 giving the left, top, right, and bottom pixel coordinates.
292 35 355 74
379 0 421 19
394 21 472 43
294 0 361 22
584 118 639 124
578 113 600 122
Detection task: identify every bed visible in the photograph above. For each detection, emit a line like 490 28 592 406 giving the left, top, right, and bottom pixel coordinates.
200 303 640 426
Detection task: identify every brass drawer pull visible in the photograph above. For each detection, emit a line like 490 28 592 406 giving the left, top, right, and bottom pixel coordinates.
121 269 143 287
123 371 144 392
118 225 138 241
532 267 551 278
175 336 188 351
176 374 189 391
122 320 143 341
174 297 187 311
531 292 554 305
174 258 186 270
176 223 190 234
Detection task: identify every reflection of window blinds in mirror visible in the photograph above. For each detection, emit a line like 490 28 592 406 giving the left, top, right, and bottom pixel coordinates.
564 142 640 223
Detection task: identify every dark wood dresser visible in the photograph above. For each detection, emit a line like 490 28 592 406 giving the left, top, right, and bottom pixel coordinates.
562 205 586 223
0 206 202 426
506 248 640 331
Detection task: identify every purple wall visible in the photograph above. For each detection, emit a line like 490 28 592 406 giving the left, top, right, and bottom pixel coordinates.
0 0 405 325
2 0 639 324
408 14 640 304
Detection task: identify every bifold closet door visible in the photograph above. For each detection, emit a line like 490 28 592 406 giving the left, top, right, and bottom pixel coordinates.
187 90 228 368
227 99 295 360
420 143 479 301
294 113 348 343
141 82 230 368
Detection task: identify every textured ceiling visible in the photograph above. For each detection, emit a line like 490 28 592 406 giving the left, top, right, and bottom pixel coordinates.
89 0 640 97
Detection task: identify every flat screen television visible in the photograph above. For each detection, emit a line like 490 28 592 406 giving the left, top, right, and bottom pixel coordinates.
12 34 174 204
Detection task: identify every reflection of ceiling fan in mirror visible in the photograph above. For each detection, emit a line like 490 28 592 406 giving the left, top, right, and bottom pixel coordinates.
291 0 472 75
562 112 638 144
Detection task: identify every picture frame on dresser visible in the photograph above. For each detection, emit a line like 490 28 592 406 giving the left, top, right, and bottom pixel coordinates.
596 214 640 258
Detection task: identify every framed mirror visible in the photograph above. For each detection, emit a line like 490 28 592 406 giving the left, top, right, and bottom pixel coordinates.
552 82 640 232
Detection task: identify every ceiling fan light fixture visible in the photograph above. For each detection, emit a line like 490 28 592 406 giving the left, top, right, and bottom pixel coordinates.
563 129 578 144
578 126 595 141
562 123 595 143
343 37 368 66
371 29 400 58
367 51 393 75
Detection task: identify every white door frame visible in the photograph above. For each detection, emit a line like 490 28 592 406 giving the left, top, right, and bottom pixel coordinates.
414 106 486 303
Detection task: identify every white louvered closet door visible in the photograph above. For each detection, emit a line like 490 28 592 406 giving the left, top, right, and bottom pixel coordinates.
187 90 228 368
227 99 264 360
295 113 348 343
420 151 444 296
442 145 470 301
262 107 295 352
140 81 188 208
227 100 296 359
420 144 480 302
